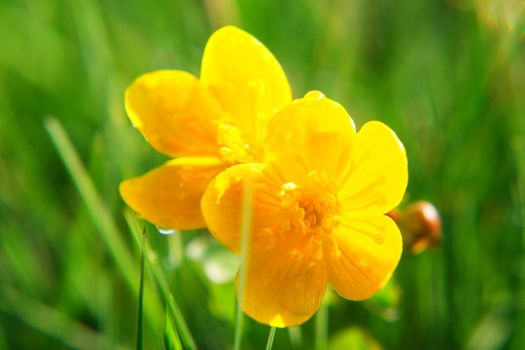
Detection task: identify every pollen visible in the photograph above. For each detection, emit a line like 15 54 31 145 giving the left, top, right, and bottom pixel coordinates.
216 123 254 164
278 171 340 237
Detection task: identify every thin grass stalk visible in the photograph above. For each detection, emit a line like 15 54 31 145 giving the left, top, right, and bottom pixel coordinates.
45 117 165 342
164 306 183 350
233 180 254 350
123 210 196 350
136 230 146 350
0 285 130 350
45 117 136 290
512 124 525 341
265 327 277 350
315 301 328 350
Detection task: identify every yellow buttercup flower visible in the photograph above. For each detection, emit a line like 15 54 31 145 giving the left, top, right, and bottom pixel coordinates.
120 26 291 230
201 91 408 327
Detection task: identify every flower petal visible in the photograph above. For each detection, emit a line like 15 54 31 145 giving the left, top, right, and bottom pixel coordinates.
201 163 282 254
201 26 291 151
264 91 356 184
242 232 327 327
323 215 402 300
338 121 408 216
125 70 225 157
120 157 225 230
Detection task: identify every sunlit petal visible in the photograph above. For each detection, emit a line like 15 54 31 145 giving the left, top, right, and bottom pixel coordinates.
201 26 292 151
201 163 283 254
120 157 224 230
264 91 356 184
125 70 225 157
242 232 327 327
324 215 402 300
339 121 408 216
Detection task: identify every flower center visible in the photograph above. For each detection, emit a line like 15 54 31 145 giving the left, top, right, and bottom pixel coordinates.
278 171 340 237
216 123 255 164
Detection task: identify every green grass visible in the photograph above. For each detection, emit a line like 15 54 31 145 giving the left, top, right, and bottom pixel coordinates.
1 0 525 349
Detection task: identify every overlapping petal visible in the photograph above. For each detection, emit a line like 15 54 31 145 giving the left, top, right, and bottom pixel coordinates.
338 121 408 216
125 70 225 158
122 27 296 234
201 26 292 150
200 163 283 254
120 157 225 230
242 233 327 327
122 24 408 329
200 90 407 327
201 163 330 326
323 215 402 300
264 91 356 184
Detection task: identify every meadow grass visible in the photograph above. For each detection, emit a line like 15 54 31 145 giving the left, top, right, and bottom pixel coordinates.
1 0 524 349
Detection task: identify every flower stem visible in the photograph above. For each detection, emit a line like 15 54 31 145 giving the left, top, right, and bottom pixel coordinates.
265 327 277 350
232 304 244 350
315 301 328 350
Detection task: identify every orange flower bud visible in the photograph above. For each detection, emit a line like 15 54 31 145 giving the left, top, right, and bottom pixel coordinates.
389 201 441 254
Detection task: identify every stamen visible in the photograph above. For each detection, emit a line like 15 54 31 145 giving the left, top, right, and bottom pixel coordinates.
216 123 254 163
278 171 340 237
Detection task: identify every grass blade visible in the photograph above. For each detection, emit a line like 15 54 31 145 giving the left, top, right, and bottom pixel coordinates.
44 117 162 334
44 117 136 291
233 180 253 350
265 327 277 350
136 230 146 350
124 210 196 350
164 306 183 350
0 285 130 350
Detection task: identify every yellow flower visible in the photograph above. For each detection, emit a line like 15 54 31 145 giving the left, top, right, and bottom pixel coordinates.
120 26 291 230
201 91 408 327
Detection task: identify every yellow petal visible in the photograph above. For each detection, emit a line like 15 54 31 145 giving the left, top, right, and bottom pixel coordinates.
323 215 402 300
125 70 225 158
201 26 291 151
264 91 356 184
241 232 327 327
120 157 225 230
339 121 408 216
201 163 282 254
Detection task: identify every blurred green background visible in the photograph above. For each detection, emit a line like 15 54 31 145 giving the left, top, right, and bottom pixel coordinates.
1 0 525 349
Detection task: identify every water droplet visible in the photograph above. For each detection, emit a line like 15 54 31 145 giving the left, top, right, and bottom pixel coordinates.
304 90 325 100
156 226 176 235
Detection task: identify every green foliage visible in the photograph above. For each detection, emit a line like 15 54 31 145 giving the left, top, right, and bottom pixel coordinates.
1 0 524 349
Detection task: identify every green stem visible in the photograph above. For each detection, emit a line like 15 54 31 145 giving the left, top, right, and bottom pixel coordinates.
315 301 328 350
265 327 277 350
124 210 196 350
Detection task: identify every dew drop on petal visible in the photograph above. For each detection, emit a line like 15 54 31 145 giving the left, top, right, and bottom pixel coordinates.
304 90 325 100
156 226 177 235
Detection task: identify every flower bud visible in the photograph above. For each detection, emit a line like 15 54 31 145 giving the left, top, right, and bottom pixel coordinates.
389 201 441 254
